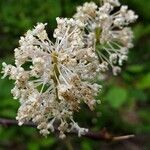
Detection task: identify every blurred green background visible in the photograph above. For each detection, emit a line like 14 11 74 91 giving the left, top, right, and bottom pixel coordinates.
0 0 149 149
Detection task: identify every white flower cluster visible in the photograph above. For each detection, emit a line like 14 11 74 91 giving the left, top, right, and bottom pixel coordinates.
74 0 138 75
1 0 137 138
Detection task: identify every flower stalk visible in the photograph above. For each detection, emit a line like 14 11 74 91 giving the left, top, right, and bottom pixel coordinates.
51 51 60 101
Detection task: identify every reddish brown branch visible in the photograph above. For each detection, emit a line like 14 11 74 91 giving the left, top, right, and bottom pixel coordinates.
0 118 134 141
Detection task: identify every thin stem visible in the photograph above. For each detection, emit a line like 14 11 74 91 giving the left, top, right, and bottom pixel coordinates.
51 51 60 102
0 118 135 141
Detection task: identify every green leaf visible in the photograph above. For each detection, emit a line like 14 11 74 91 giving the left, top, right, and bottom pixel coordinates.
138 109 150 124
134 24 150 41
106 87 128 108
27 142 40 150
136 73 150 89
0 127 16 140
81 140 92 150
127 65 145 73
39 137 56 147
129 89 147 101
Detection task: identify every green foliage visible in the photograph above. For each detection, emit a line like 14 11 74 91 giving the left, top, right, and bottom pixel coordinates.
81 140 92 150
136 73 150 89
127 64 145 73
106 87 128 108
0 0 149 149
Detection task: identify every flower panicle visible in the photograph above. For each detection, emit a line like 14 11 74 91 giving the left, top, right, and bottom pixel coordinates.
74 0 138 75
1 0 137 138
